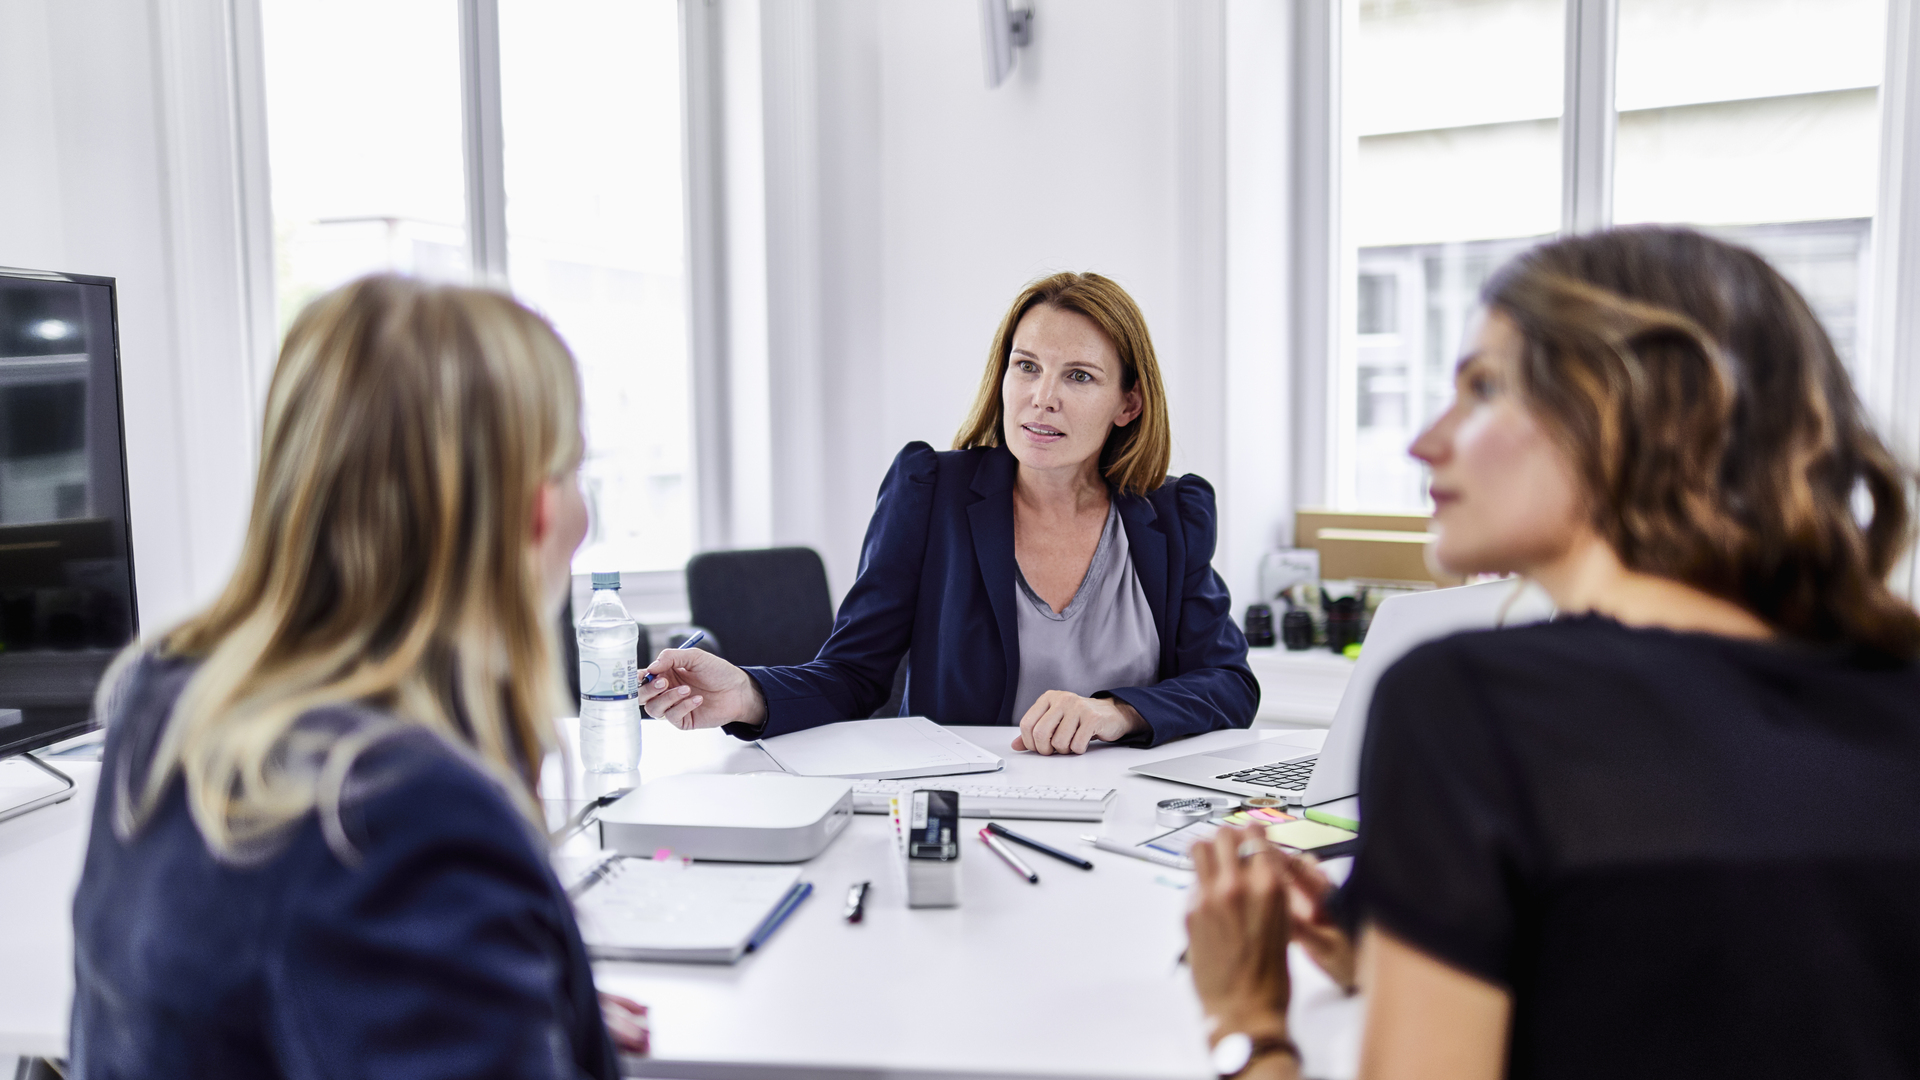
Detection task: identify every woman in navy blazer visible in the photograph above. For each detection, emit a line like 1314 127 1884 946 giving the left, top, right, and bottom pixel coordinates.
70 278 645 1078
640 273 1257 751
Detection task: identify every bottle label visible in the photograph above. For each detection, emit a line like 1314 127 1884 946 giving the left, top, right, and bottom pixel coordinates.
579 649 639 700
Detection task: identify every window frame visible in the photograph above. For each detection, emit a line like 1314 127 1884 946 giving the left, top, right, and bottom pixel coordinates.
1297 0 1920 561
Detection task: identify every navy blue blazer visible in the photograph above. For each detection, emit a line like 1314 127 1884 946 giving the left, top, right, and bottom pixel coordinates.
740 443 1258 746
70 654 618 1080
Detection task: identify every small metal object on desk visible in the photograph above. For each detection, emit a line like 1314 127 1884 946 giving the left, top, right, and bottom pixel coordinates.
1156 797 1221 828
843 880 870 923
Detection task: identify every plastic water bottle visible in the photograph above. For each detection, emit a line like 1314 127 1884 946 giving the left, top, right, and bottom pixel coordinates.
577 572 642 773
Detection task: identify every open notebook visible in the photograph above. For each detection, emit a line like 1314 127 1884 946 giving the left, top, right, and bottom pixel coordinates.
567 856 806 964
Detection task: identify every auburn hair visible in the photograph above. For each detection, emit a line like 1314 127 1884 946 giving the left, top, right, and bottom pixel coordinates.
139 275 582 856
1484 227 1920 659
954 272 1171 495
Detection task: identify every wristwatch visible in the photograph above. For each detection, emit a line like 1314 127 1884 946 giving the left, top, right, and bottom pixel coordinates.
1211 1030 1299 1079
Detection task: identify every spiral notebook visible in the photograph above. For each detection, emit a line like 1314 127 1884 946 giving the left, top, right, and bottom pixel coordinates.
567 856 806 964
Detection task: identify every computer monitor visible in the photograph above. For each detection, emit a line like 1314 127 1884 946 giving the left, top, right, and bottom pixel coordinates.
0 267 138 814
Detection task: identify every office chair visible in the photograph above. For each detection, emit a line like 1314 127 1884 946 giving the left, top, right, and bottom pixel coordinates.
686 548 912 719
685 547 836 668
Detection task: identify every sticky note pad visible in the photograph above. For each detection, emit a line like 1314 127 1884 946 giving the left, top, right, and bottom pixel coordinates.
1265 819 1357 851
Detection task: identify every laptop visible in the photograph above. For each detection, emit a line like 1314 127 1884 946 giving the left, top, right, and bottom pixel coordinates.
1129 578 1555 806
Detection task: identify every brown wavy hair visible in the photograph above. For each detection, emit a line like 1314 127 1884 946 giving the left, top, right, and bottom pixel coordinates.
954 272 1171 495
1483 227 1920 658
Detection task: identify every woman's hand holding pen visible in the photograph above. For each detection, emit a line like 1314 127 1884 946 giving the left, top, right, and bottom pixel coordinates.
1011 691 1147 754
637 648 769 731
1186 825 1301 1079
1280 852 1357 993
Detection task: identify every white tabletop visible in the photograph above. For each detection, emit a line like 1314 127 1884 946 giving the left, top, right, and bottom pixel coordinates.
547 720 1361 1080
0 758 94 1060
0 723 1362 1078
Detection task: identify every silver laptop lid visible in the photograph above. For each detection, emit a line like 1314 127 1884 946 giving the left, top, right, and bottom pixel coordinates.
1299 578 1554 806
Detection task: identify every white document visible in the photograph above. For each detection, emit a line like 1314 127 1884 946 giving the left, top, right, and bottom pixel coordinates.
757 716 1006 780
572 858 803 964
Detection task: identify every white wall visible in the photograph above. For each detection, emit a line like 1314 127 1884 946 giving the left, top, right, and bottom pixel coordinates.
751 0 1289 614
0 0 1298 639
0 0 265 633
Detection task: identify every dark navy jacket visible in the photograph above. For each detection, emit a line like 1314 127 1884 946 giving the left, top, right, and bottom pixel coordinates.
69 655 618 1080
740 443 1258 745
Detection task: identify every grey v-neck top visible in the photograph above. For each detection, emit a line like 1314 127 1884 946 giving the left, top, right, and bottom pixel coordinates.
1010 501 1161 723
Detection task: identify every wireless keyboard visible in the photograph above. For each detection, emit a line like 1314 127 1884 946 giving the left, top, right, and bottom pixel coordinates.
848 779 1115 821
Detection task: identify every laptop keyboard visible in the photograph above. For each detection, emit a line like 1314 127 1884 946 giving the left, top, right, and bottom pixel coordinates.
1216 756 1317 791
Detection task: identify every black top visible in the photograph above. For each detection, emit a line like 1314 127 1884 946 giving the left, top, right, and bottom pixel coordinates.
70 654 619 1080
1342 616 1920 1080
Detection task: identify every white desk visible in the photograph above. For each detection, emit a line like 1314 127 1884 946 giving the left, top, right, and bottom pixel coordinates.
1 724 1362 1079
548 721 1361 1080
0 759 93 1061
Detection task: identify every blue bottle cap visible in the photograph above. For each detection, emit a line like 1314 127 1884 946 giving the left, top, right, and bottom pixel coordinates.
590 572 621 591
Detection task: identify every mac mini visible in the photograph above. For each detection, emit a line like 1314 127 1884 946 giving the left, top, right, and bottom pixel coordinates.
597 774 854 863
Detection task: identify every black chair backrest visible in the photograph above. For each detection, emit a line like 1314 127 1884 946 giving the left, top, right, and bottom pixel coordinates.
685 547 835 667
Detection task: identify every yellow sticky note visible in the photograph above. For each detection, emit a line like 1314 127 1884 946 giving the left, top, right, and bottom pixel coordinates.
1265 819 1356 851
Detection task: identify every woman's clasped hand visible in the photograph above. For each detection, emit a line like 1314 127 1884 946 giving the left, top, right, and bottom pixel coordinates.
1010 689 1147 754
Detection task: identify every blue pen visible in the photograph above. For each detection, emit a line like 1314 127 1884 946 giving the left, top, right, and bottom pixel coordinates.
640 630 706 686
746 880 812 952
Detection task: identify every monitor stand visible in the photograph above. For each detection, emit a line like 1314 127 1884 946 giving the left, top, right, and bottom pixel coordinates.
0 753 76 826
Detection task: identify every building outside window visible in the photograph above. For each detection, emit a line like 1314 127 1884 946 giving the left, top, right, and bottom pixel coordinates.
260 0 694 575
1340 0 1887 513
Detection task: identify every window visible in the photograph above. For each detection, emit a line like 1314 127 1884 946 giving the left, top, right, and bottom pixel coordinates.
498 0 694 574
260 0 695 573
1341 0 1565 510
1614 0 1886 373
261 0 470 328
1335 0 1889 511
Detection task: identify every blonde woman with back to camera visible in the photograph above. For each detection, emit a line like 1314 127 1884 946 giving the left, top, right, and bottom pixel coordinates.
1184 228 1920 1079
68 276 647 1077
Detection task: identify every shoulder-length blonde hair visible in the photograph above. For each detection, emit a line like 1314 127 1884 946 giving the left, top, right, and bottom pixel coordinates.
136 275 582 856
953 272 1171 495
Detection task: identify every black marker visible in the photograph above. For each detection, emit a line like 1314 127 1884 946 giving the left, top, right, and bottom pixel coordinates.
843 880 871 923
985 822 1094 870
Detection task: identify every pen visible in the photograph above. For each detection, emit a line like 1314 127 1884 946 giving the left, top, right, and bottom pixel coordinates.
843 880 870 923
566 854 622 899
1080 835 1194 871
746 880 811 952
640 630 706 686
985 822 1093 870
1303 807 1360 832
979 828 1039 883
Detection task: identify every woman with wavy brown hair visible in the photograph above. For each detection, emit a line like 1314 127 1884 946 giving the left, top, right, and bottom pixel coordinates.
638 271 1257 753
1185 228 1920 1080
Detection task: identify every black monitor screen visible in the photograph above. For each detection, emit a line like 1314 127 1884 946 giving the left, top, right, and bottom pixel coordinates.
0 270 138 757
